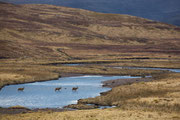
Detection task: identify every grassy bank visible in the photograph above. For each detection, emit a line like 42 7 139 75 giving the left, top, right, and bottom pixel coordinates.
0 59 180 120
78 73 180 113
0 59 171 89
1 108 179 120
0 61 61 89
1 72 179 120
0 2 180 119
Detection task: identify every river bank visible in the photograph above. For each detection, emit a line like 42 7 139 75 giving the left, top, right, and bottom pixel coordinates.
1 72 180 120
0 75 155 114
1 59 172 90
0 59 180 119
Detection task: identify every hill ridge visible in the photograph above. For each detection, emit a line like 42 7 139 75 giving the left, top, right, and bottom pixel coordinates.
0 2 180 60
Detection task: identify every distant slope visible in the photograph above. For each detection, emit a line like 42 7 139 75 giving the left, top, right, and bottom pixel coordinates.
1 0 180 26
0 2 180 60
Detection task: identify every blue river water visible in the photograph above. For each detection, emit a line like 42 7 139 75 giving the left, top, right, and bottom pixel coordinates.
0 75 139 109
114 67 180 73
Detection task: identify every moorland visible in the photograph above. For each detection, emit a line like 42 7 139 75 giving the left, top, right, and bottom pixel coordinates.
0 2 180 120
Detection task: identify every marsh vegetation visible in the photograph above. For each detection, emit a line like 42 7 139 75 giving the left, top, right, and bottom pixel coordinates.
0 2 180 120
0 58 180 120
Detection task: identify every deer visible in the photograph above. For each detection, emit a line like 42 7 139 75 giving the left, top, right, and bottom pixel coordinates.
72 87 78 91
55 87 62 91
17 87 24 91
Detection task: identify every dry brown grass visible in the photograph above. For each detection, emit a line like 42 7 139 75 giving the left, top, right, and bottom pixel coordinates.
0 59 170 89
0 59 179 119
0 61 61 89
79 73 180 113
0 59 179 120
107 59 180 68
0 2 180 119
0 2 180 60
1 108 180 120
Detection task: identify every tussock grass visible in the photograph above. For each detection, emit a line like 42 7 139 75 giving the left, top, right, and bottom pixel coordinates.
0 58 176 89
1 108 179 120
0 60 166 89
64 104 98 110
8 106 30 110
0 62 61 89
0 59 179 119
0 2 180 119
0 3 180 60
79 73 180 113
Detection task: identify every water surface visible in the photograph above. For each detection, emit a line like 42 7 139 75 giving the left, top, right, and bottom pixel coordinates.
114 67 180 73
0 75 139 109
63 64 81 66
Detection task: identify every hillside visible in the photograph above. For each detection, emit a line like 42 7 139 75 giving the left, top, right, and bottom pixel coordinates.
0 2 180 120
1 0 180 26
0 2 180 60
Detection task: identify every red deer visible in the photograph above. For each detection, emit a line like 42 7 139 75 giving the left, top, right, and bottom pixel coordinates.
18 87 24 91
55 87 62 91
72 87 78 91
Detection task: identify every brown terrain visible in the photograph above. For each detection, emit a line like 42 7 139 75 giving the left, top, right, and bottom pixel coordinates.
0 1 180 120
0 2 180 60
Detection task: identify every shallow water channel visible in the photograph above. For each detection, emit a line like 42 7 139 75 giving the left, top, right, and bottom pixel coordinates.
114 67 180 73
0 75 139 109
64 64 180 73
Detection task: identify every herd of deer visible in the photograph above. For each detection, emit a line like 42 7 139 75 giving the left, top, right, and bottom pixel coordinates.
17 87 78 91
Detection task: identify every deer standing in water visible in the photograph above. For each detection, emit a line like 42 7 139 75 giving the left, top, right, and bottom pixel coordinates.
72 87 78 91
18 87 24 91
55 87 62 91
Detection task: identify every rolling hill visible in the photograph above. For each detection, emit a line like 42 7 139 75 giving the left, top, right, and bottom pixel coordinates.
1 0 180 26
0 2 180 60
0 2 180 119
